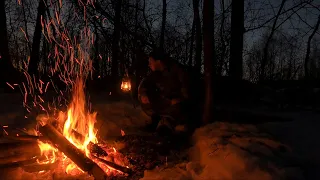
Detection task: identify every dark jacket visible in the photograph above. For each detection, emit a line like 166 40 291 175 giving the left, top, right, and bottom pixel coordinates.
138 61 191 104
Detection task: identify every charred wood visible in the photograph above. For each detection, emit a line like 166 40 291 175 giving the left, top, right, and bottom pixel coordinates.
71 129 108 157
38 123 107 180
93 155 132 175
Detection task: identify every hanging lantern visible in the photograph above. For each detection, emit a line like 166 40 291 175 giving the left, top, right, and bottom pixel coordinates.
121 77 131 92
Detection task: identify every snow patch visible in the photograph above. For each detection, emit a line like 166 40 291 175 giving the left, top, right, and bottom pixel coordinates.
93 101 150 138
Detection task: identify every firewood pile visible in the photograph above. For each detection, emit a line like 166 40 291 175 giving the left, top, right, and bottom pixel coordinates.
0 124 133 180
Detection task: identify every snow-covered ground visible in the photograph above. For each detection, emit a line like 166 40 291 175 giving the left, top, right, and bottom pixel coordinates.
142 122 305 180
258 113 320 179
0 92 319 180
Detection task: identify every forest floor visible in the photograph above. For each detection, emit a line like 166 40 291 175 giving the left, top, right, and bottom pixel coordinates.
0 92 319 180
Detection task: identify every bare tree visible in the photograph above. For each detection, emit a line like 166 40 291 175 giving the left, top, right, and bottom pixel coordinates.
160 0 166 50
28 0 47 76
188 20 195 67
202 0 215 124
111 0 123 79
217 0 228 76
259 0 286 81
304 14 320 78
193 0 202 75
229 0 244 80
0 0 18 86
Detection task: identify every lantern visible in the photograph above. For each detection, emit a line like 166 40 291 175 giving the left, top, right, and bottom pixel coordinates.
121 78 131 92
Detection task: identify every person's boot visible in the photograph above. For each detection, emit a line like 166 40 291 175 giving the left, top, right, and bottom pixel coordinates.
142 113 161 132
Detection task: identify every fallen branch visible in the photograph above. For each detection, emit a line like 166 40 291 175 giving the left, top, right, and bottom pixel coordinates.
93 155 133 175
39 123 107 180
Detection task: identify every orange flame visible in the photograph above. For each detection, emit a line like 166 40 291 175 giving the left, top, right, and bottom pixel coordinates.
36 78 127 176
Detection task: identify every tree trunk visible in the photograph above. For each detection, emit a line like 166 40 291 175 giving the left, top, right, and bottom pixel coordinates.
202 0 215 124
93 24 100 79
21 0 32 54
28 0 46 76
160 0 166 50
304 14 320 79
217 0 226 76
188 19 195 67
193 0 202 75
229 0 244 80
111 0 122 81
259 0 286 82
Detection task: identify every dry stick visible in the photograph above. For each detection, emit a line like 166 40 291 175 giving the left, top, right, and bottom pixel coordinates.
38 123 107 180
71 129 108 157
92 155 133 175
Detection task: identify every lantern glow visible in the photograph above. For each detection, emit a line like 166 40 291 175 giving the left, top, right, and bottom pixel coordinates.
121 79 131 92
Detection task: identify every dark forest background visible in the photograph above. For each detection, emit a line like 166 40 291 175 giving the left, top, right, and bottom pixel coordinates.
0 0 319 123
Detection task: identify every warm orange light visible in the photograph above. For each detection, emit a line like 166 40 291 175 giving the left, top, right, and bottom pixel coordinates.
121 79 131 92
35 78 125 176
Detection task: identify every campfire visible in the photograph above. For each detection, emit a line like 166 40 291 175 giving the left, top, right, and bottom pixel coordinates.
1 78 131 179
0 1 135 179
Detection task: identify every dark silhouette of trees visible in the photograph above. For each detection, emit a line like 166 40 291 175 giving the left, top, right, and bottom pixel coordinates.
111 0 123 80
304 14 320 78
193 0 202 75
0 0 17 87
159 0 166 50
229 0 244 80
28 0 46 76
202 0 215 124
259 0 286 82
1 0 319 116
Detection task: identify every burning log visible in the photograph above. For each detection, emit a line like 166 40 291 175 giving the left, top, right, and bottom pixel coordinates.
0 153 38 165
71 129 108 157
0 157 38 170
38 123 107 180
4 134 46 142
0 141 40 156
92 155 133 175
22 160 59 173
48 120 108 157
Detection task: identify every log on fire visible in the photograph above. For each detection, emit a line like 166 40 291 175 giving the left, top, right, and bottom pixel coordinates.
0 153 38 165
4 134 46 142
93 155 133 175
38 123 107 180
49 119 108 157
22 160 59 173
71 129 108 157
0 157 38 170
0 141 40 156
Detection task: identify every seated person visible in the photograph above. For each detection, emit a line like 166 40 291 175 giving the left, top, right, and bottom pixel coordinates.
138 49 193 135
